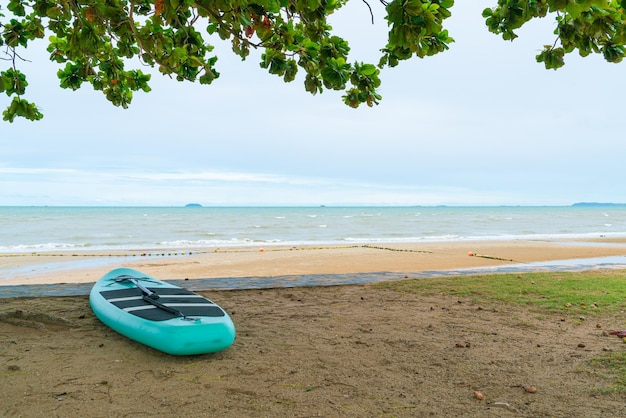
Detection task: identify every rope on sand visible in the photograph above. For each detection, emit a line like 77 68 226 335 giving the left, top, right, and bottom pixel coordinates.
0 247 526 260
0 252 195 258
360 245 433 254
208 245 433 254
467 251 523 263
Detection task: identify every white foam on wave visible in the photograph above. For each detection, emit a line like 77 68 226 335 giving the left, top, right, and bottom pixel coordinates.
0 242 87 253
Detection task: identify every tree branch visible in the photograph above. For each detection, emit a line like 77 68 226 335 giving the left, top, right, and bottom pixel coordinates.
128 0 174 76
362 0 374 24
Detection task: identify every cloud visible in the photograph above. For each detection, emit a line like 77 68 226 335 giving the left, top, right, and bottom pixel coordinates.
0 167 79 175
0 163 508 206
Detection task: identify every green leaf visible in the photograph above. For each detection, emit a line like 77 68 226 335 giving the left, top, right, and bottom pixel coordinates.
2 97 43 122
0 68 28 95
603 43 625 63
206 23 218 35
566 0 593 19
536 47 565 69
57 63 86 90
7 0 26 16
359 63 378 77
284 59 297 82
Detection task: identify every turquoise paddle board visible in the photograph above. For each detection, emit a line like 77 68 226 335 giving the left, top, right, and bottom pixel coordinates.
89 267 235 355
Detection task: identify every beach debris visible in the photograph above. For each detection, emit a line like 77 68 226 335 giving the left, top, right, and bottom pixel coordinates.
525 386 537 393
608 330 626 338
467 252 519 262
473 390 485 400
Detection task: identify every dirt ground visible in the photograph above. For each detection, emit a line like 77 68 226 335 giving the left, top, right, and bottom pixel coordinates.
2 282 626 417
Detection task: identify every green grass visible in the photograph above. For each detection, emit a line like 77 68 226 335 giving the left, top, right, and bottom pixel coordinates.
589 351 626 394
376 269 626 393
376 270 626 314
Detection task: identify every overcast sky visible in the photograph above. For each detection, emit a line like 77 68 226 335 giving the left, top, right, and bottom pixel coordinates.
1 1 625 206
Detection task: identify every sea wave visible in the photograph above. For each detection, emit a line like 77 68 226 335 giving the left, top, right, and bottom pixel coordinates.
3 206 626 254
3 230 626 254
0 243 89 253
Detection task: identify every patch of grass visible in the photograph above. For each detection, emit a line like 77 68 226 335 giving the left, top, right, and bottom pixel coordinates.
589 351 626 394
376 269 626 315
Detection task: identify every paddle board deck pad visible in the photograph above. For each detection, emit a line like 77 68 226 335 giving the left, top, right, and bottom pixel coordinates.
90 267 235 355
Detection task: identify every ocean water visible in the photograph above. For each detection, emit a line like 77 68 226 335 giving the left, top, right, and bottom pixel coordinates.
1 206 626 254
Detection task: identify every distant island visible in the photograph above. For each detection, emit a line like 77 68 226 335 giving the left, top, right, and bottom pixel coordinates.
185 203 203 207
572 202 626 207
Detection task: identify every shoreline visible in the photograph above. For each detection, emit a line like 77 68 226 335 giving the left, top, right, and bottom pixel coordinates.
2 238 626 287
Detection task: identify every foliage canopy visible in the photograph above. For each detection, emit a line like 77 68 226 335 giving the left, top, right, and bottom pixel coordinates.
1 0 625 122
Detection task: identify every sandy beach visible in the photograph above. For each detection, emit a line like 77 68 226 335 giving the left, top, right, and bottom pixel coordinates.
2 239 626 416
3 238 626 287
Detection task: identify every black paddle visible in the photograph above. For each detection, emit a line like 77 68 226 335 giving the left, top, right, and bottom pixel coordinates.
114 275 185 318
115 275 158 297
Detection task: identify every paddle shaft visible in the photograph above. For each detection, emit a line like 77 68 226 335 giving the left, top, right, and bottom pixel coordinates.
141 294 185 318
115 275 185 318
127 277 157 299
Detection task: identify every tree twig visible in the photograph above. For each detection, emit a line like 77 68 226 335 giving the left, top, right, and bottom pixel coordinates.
128 0 173 76
362 0 374 24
